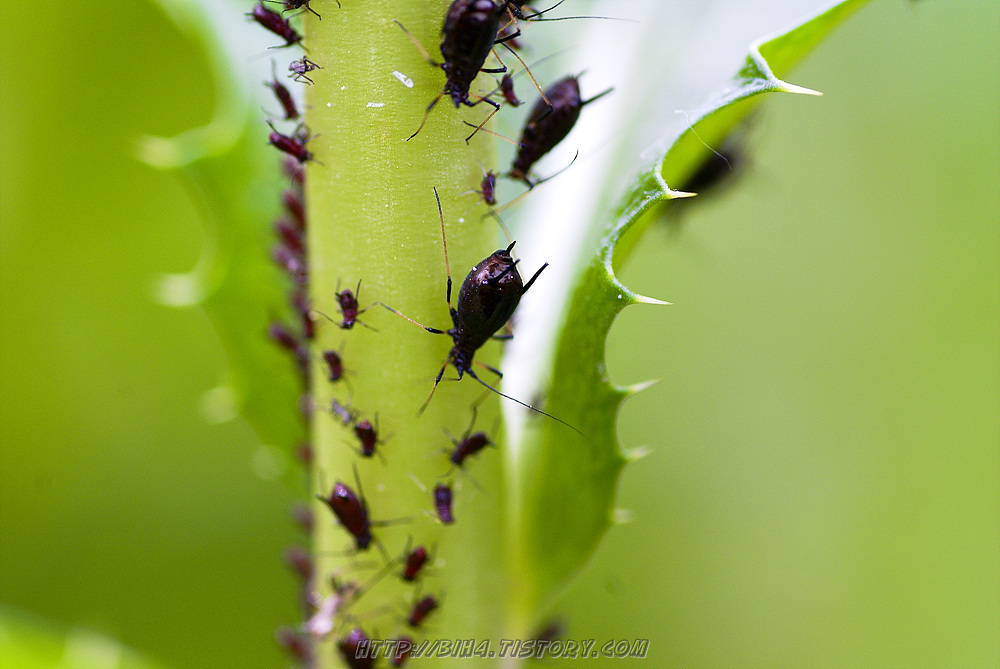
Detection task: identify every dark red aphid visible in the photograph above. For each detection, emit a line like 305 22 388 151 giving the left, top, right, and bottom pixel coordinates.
433 482 454 525
282 156 305 186
284 545 313 581
267 121 315 164
267 321 301 352
338 628 374 669
334 281 371 329
275 626 312 664
288 56 322 85
391 636 414 667
247 2 303 48
318 480 372 550
450 428 492 468
275 217 304 256
510 75 611 186
401 545 430 582
281 187 306 230
292 288 315 339
322 348 344 382
478 169 498 206
353 417 382 458
499 72 522 106
407 594 440 628
265 61 299 120
395 0 522 140
271 244 308 284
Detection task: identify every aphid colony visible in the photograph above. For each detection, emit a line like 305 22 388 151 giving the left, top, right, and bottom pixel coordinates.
249 1 604 665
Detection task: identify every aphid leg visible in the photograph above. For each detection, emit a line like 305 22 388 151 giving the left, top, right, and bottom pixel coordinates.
475 361 503 378
494 17 522 45
407 91 445 141
463 98 502 144
418 357 452 416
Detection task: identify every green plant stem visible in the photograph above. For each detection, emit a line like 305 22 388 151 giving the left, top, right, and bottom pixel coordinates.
304 3 506 666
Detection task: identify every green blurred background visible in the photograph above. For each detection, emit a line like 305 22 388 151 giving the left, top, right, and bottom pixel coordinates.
1 1 997 668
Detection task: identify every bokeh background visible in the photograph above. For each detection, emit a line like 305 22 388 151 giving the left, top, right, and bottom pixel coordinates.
2 1 997 668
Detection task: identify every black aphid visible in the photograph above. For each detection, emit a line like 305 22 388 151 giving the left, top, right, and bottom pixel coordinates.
510 75 611 186
378 190 580 433
407 594 440 627
395 0 526 140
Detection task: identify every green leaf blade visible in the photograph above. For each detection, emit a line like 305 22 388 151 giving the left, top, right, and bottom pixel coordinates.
503 0 876 634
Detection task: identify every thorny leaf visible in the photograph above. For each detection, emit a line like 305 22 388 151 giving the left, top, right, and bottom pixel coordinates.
500 0 873 630
138 0 307 474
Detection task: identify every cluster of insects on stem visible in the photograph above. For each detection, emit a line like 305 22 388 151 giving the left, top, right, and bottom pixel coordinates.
252 1 626 666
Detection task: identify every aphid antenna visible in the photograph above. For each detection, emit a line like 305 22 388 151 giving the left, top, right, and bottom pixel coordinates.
488 149 579 221
439 459 483 491
408 472 430 496
498 41 551 108
478 47 575 99
675 108 737 171
516 0 637 24
487 210 515 247
433 187 453 307
393 19 440 68
465 367 583 435
462 118 523 146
